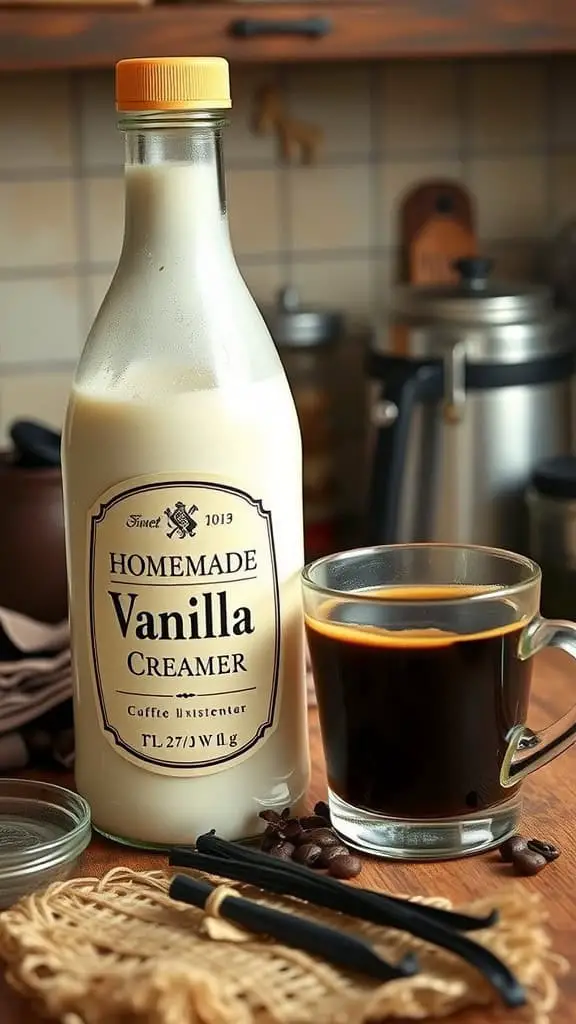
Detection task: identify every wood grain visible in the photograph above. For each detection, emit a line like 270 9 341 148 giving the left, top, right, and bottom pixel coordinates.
1 646 575 1021
1 1 576 71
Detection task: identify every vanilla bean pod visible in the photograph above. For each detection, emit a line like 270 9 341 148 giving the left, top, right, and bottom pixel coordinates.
169 834 524 1009
188 830 498 930
169 873 417 983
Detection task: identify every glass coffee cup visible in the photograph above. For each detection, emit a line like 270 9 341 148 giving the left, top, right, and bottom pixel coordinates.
302 543 576 860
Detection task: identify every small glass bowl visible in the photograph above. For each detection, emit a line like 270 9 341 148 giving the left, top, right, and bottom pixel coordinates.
0 778 91 909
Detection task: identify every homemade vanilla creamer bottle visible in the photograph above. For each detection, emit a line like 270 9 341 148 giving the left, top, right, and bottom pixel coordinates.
62 57 310 847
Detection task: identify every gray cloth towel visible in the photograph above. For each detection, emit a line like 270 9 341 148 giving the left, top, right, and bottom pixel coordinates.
0 607 72 770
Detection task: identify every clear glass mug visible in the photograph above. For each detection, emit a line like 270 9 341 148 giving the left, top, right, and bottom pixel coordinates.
302 543 576 860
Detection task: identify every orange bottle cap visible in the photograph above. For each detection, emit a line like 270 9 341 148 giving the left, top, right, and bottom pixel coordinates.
116 56 231 112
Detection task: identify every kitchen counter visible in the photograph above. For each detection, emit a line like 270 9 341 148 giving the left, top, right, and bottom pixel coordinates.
1 648 576 1022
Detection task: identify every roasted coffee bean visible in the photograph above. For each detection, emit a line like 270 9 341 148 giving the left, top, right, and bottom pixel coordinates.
293 843 322 867
328 854 362 880
268 841 295 861
264 822 281 836
511 849 547 876
281 808 291 820
314 801 331 822
281 818 304 841
298 827 339 848
499 835 528 862
259 809 281 824
317 844 350 869
261 833 276 853
261 824 283 851
526 839 560 862
299 814 330 831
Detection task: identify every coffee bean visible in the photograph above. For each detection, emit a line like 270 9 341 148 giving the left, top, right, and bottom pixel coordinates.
269 841 295 861
299 814 330 831
293 843 322 867
314 800 331 822
317 844 350 868
499 835 528 862
328 854 362 880
261 833 276 852
298 827 339 848
526 839 560 862
259 809 281 824
511 849 547 876
281 818 304 841
281 807 291 820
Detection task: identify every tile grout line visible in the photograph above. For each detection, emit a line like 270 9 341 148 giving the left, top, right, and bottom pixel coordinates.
458 58 472 189
69 70 93 342
543 56 555 240
0 237 548 284
368 61 383 325
276 64 293 286
1 148 575 185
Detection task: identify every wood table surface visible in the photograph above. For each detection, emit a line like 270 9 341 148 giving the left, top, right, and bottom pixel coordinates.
1 647 576 1023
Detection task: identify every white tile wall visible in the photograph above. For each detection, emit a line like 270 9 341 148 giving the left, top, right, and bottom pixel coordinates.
84 176 124 264
0 56 573 440
78 72 122 170
227 167 282 255
0 277 82 366
377 63 461 156
0 73 73 172
550 155 576 228
287 64 372 160
0 180 77 270
467 60 546 153
468 155 547 239
288 165 373 251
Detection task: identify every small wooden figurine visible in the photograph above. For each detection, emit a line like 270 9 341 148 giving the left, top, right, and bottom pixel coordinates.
253 84 323 166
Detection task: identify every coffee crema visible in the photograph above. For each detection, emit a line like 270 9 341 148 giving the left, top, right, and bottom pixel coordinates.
306 585 532 820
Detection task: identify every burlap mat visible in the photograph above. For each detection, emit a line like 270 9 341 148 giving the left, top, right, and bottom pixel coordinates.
0 867 566 1024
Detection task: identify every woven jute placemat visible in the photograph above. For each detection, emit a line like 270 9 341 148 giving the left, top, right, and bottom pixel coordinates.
0 866 566 1024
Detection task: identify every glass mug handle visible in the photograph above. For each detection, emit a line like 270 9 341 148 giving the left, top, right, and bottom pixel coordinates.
501 617 576 787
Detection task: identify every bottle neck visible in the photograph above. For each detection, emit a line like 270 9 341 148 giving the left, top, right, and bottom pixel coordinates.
120 113 231 261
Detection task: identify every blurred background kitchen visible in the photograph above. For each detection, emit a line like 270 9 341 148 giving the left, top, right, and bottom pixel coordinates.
4 59 576 539
4 33 576 766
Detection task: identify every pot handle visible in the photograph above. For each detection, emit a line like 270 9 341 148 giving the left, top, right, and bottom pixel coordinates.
501 617 576 787
366 361 441 544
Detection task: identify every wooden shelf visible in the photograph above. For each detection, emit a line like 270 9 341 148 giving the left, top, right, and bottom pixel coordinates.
1 1 576 72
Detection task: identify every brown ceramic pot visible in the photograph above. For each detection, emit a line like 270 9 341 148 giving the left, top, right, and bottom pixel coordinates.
0 454 67 624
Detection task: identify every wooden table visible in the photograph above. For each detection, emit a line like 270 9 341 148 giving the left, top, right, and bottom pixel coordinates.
2 648 576 1023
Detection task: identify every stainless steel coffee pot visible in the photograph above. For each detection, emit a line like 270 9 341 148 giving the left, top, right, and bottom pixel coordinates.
366 257 576 552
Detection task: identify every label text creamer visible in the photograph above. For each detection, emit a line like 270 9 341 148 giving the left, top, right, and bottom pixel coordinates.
108 547 257 679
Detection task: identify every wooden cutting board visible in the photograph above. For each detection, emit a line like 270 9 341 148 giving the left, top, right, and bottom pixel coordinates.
390 180 477 354
400 180 477 285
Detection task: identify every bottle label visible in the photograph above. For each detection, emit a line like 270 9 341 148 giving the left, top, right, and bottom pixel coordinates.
87 475 281 776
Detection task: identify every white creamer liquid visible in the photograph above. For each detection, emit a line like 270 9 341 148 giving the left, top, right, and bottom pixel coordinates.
63 157 310 846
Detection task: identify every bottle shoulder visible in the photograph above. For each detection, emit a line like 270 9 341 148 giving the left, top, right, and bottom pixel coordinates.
75 258 283 391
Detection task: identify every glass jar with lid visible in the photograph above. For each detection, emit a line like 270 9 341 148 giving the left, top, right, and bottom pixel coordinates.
264 287 342 559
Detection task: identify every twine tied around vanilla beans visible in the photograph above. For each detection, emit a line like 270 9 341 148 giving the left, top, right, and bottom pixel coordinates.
0 866 567 1024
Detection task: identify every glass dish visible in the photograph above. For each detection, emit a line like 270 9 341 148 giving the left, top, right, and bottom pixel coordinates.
0 778 91 909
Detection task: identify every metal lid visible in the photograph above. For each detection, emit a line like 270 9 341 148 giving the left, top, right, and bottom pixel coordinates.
0 778 91 909
394 257 552 326
532 456 576 501
264 286 343 347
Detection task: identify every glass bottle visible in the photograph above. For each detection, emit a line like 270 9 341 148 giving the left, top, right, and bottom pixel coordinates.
62 57 310 847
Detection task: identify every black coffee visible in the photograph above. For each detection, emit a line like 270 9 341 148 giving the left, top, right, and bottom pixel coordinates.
306 586 532 820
